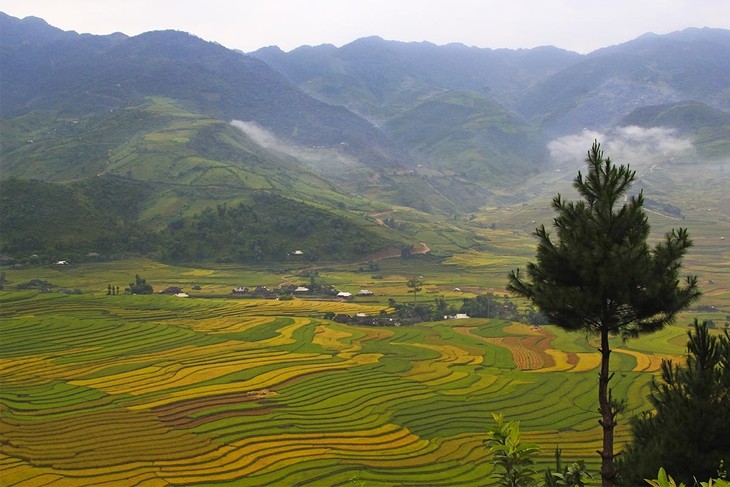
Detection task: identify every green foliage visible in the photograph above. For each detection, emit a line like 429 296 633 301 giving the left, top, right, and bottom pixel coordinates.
508 141 701 486
0 176 395 264
508 141 700 337
127 274 153 295
0 177 156 260
460 292 520 320
159 194 391 263
643 467 730 487
620 321 730 486
545 448 592 487
406 277 423 302
645 468 687 487
486 415 593 487
486 413 540 487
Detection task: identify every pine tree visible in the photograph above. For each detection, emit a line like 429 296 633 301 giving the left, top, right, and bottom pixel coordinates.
508 141 700 486
619 321 730 485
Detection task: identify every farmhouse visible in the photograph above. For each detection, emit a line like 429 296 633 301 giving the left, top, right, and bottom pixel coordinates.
160 286 184 295
337 291 352 298
445 313 471 320
357 289 373 296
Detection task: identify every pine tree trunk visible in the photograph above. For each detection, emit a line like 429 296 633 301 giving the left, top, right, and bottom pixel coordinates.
598 327 616 487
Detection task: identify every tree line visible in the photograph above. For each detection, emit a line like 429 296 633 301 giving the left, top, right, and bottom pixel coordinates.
0 178 392 264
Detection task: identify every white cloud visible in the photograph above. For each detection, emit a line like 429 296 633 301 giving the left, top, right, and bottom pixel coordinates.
549 127 694 167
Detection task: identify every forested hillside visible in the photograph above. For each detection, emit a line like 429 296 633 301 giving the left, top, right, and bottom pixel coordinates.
1 11 729 265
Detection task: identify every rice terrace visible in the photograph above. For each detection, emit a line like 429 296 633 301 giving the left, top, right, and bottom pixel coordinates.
1 203 727 487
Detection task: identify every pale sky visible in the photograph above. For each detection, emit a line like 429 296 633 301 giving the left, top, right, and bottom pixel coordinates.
1 0 728 54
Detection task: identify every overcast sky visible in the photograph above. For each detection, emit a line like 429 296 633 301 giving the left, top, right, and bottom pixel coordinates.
1 0 728 54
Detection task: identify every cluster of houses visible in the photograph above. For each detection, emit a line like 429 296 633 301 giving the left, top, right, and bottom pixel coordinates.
331 312 395 326
231 284 374 300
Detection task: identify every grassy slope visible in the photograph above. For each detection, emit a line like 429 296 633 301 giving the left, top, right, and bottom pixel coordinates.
0 97 414 262
384 91 547 184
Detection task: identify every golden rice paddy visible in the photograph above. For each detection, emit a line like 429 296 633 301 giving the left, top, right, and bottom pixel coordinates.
0 291 689 486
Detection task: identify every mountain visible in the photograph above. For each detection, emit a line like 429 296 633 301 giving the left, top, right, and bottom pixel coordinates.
252 36 576 182
253 37 581 120
517 28 730 135
0 14 404 171
1 13 499 212
251 29 730 181
0 13 416 262
384 91 547 182
1 12 729 263
621 100 730 133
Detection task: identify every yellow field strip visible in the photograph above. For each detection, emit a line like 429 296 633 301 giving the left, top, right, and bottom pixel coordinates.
128 352 382 410
612 348 669 372
69 351 315 396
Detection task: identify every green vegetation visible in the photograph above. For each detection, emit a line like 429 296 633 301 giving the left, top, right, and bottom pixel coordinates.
486 413 541 487
160 193 392 263
485 414 592 487
384 90 548 184
0 178 398 264
619 321 730 486
644 467 730 487
508 142 701 486
127 274 153 294
0 177 155 260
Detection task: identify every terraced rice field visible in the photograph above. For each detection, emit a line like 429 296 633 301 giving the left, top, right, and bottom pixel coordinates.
0 290 691 486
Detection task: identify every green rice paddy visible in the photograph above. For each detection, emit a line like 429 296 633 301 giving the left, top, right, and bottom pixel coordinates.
0 255 705 486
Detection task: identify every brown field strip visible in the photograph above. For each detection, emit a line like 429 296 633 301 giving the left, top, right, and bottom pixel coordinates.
455 326 554 370
455 325 603 373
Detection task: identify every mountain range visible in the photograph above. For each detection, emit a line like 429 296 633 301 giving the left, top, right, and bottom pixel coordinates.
1 12 729 263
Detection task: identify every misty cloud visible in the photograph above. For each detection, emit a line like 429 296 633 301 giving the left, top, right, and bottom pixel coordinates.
230 120 288 153
230 120 360 174
548 126 694 167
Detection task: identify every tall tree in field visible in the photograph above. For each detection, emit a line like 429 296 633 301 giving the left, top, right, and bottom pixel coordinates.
407 277 423 302
507 141 700 487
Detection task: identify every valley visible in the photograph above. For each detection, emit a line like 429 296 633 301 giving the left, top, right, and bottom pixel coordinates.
1 10 729 486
